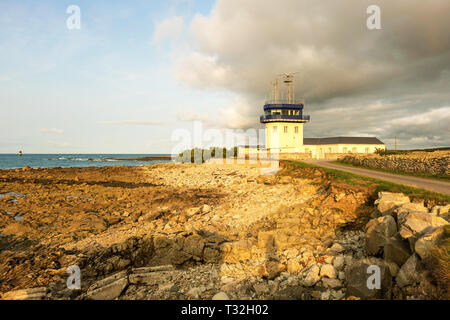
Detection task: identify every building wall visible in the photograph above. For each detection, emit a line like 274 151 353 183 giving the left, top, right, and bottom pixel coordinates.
265 122 304 151
258 143 385 156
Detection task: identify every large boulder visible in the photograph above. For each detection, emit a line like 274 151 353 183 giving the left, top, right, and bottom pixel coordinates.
383 233 412 267
345 257 392 299
395 254 421 288
365 215 397 256
414 227 445 259
374 192 410 216
398 211 448 244
394 202 428 219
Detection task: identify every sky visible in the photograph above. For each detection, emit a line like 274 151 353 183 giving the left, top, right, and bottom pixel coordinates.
1 0 449 153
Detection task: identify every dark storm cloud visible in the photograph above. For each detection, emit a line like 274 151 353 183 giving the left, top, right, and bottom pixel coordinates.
175 0 450 148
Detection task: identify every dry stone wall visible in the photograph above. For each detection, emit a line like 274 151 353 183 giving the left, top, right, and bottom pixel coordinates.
339 151 450 176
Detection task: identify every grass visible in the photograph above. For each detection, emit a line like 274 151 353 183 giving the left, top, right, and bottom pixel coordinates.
333 160 450 183
423 225 450 299
286 160 450 203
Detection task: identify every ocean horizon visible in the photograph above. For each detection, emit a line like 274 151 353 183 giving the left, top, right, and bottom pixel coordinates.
0 154 172 170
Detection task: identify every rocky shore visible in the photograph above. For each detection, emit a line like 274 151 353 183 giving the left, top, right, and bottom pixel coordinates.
0 162 448 300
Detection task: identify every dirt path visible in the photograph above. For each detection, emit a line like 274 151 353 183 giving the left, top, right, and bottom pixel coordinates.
305 160 450 195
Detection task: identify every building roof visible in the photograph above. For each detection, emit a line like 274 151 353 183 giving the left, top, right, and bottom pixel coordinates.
303 136 384 145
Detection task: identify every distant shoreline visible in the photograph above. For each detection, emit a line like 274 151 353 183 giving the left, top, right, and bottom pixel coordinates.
105 156 173 161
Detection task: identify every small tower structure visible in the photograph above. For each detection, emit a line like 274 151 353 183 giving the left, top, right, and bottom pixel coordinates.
260 73 310 152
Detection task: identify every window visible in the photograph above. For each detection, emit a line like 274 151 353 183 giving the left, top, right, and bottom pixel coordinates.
343 147 347 153
295 126 298 133
273 126 277 133
365 147 369 154
284 126 288 133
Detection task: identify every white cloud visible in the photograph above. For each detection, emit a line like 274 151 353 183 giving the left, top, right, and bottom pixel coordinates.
175 98 258 129
98 120 170 126
40 128 64 134
152 16 184 44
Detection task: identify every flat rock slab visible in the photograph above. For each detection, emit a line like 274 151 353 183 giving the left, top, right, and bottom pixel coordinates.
85 270 129 300
0 287 48 300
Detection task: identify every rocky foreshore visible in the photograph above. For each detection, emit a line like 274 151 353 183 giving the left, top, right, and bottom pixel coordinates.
0 162 448 300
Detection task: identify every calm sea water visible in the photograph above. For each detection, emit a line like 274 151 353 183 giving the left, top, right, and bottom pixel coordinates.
0 154 171 170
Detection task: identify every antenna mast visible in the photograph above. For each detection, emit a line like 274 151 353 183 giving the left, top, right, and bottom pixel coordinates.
277 72 299 103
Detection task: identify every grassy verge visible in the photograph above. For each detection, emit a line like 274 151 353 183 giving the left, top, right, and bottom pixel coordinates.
286 160 450 203
333 160 450 183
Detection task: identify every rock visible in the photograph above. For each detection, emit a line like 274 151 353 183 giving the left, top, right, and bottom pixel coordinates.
265 261 284 280
384 261 400 277
85 271 128 300
345 258 392 299
106 216 121 225
129 270 173 286
279 176 292 184
431 204 450 217
132 265 174 273
129 211 142 222
22 166 31 171
159 283 175 291
329 243 345 254
212 292 229 300
320 264 337 279
398 211 447 242
256 175 277 185
321 278 342 289
186 286 205 299
303 265 320 287
394 202 428 218
365 215 397 255
0 287 48 300
253 283 269 295
414 227 445 259
201 204 211 214
375 192 410 216
186 207 200 216
321 290 331 300
396 254 421 288
383 233 411 266
143 212 161 222
333 256 345 271
221 276 235 284
287 259 302 273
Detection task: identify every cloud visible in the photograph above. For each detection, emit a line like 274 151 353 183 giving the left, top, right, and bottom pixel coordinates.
39 128 64 134
152 16 184 44
98 120 170 126
175 98 257 129
174 0 450 148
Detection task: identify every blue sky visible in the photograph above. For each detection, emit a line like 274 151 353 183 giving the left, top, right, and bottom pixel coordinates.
1 0 449 153
0 0 223 153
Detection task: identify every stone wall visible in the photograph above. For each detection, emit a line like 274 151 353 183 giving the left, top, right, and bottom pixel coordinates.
338 151 450 176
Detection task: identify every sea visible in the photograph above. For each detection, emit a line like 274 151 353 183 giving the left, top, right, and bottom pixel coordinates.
0 154 172 170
